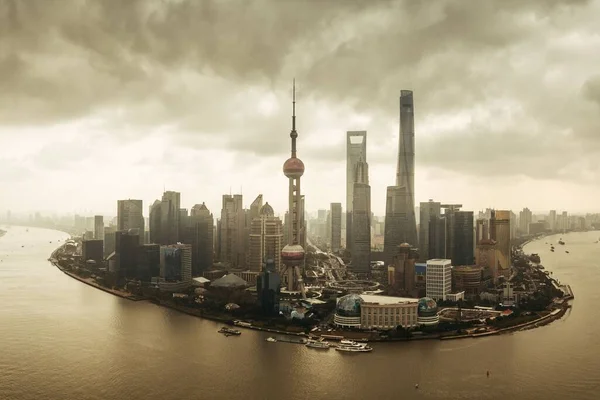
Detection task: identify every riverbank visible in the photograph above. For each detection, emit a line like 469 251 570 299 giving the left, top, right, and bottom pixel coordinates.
49 243 144 301
46 233 574 343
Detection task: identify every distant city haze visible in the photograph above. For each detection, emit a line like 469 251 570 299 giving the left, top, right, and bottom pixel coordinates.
2 1 600 217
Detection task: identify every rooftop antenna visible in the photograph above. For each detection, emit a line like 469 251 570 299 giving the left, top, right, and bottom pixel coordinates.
290 78 297 158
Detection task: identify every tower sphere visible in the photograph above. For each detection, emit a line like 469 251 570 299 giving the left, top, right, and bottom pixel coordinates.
281 244 305 265
283 157 305 178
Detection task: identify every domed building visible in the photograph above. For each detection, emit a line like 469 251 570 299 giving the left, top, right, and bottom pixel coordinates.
417 297 440 326
334 293 419 329
259 202 274 217
333 294 364 327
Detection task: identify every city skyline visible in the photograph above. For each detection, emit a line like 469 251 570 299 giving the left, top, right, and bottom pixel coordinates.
2 1 600 217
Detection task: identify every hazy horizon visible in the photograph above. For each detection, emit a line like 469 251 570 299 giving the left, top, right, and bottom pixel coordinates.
2 0 600 217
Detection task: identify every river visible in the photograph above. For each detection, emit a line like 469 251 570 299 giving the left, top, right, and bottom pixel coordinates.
0 226 598 400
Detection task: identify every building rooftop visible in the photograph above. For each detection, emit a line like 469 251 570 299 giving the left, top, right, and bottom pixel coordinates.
360 294 418 305
427 259 452 264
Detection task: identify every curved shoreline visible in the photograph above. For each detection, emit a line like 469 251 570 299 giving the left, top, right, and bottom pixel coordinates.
46 234 573 343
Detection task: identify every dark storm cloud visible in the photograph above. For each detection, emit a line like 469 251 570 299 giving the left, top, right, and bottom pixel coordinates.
0 0 599 180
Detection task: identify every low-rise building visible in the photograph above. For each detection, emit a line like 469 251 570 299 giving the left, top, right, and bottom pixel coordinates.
333 294 420 330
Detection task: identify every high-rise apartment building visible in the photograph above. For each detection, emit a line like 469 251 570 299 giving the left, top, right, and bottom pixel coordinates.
384 90 418 265
519 207 532 235
248 203 283 272
330 203 342 253
117 199 144 245
350 157 371 275
346 131 367 251
419 200 441 261
94 215 104 241
426 259 452 301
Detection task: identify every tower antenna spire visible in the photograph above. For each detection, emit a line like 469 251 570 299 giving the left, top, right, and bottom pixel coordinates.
290 79 298 158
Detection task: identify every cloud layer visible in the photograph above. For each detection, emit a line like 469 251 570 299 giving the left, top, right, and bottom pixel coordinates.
1 0 600 215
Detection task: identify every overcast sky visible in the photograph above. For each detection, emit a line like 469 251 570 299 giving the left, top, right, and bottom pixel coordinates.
1 0 600 219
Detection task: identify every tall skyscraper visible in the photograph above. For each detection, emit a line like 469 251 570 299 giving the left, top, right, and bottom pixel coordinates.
160 191 181 245
476 218 489 244
444 207 474 266
94 215 104 241
149 200 162 244
218 194 245 268
248 202 283 272
346 131 367 251
186 203 214 276
384 90 418 265
330 203 342 253
428 216 447 259
117 199 144 245
179 208 189 243
114 229 140 280
280 81 307 298
490 210 511 277
419 200 441 261
350 156 371 275
549 210 557 232
519 207 532 234
256 258 281 315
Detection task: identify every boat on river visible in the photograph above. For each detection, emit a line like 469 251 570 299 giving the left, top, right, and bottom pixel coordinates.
305 339 330 349
266 337 277 342
340 339 365 347
336 344 373 353
218 327 241 336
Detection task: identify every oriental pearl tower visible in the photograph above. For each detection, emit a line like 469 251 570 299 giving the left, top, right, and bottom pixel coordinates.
281 80 307 299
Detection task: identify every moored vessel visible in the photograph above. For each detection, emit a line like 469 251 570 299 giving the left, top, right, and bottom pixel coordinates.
305 339 330 349
218 327 241 336
336 344 373 353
